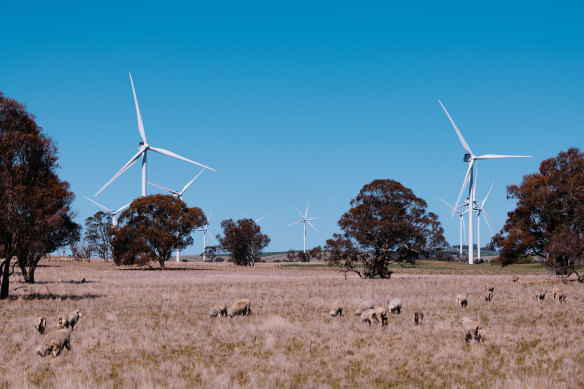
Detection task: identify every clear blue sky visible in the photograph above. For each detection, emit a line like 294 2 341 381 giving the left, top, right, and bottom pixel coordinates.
1 1 582 254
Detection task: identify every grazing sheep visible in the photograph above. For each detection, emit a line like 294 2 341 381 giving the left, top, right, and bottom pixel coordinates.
354 300 374 316
227 299 251 317
360 308 376 325
373 307 388 326
36 327 72 357
58 309 82 330
456 294 468 308
484 285 495 293
553 288 567 302
34 317 46 334
413 309 424 325
388 299 402 314
461 317 483 343
329 300 343 317
512 276 519 282
535 290 546 301
209 302 227 317
484 292 494 302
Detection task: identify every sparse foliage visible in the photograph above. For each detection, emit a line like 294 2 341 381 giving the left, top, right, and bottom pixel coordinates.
217 218 270 266
110 195 206 269
0 92 79 293
326 179 446 278
84 211 113 261
490 148 584 279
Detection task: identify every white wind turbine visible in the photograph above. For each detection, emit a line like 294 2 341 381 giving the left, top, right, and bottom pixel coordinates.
289 201 320 254
95 73 215 198
84 196 131 226
474 182 495 263
440 198 468 261
439 100 531 264
197 209 218 262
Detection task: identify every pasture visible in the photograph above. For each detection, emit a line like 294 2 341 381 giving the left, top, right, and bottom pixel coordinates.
1 259 583 388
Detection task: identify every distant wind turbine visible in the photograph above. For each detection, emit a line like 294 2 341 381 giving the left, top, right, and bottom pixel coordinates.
439 100 531 264
238 211 267 224
95 73 215 197
197 209 218 262
440 198 468 261
289 201 320 254
84 196 131 226
148 167 207 201
474 182 495 263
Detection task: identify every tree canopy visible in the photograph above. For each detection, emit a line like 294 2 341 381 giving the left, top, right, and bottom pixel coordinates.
84 211 113 261
217 218 270 266
490 148 584 278
326 179 446 278
110 195 206 269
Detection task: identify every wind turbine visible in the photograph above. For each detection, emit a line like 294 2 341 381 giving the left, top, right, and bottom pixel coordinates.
289 201 320 254
84 196 131 226
95 73 215 197
440 198 468 261
148 168 207 201
197 209 218 262
474 182 495 263
439 100 531 264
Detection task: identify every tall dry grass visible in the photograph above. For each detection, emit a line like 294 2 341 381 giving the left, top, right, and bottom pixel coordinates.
1 260 582 388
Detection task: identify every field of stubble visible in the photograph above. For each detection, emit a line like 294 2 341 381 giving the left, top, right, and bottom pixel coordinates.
1 259 583 388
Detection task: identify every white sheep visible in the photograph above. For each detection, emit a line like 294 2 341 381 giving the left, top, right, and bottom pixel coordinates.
373 307 388 326
354 300 374 316
535 290 545 301
512 276 519 283
209 302 228 317
360 308 376 325
58 309 82 330
388 299 402 314
553 288 567 302
461 317 483 343
456 294 468 308
484 292 494 302
227 299 251 317
329 300 343 317
36 327 72 357
484 285 495 293
414 309 424 325
34 316 46 334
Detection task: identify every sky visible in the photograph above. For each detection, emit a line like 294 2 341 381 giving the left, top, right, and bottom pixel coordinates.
1 1 583 254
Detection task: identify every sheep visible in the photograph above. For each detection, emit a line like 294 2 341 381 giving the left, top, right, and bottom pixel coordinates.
535 290 546 301
484 292 494 302
456 294 468 308
354 300 374 316
34 317 46 334
209 302 227 317
329 300 343 317
413 309 424 325
36 327 72 357
484 285 495 293
512 276 519 283
373 307 388 326
461 317 483 343
360 308 376 325
388 299 402 314
58 309 82 330
553 288 567 302
227 299 251 317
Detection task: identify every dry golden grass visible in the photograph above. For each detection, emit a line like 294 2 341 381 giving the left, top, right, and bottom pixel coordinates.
1 259 583 388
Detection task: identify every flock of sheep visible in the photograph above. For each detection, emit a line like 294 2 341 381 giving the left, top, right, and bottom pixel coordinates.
34 309 82 357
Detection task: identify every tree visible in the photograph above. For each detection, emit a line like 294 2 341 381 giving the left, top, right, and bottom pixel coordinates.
0 92 79 294
84 211 113 261
110 195 206 269
490 148 584 279
325 179 446 278
217 218 270 266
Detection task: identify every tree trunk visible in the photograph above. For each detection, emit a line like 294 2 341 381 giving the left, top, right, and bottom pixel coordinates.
23 266 35 283
159 260 166 269
1 259 11 300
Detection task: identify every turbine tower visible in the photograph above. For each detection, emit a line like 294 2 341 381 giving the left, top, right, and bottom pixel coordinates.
439 100 531 264
197 209 217 262
84 196 131 226
474 182 494 263
289 201 320 254
95 73 215 197
440 198 468 261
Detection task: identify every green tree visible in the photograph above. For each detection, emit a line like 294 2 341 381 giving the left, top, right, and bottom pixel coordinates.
326 179 446 278
217 218 270 266
84 211 113 261
490 148 584 279
110 194 206 269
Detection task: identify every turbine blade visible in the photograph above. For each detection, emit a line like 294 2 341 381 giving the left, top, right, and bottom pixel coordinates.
255 215 267 223
305 201 310 219
438 100 472 155
84 196 113 213
149 146 216 171
481 181 494 207
306 217 320 221
147 181 178 195
440 198 455 212
481 210 494 235
129 73 147 144
208 209 213 224
475 154 532 160
295 207 304 219
207 231 218 244
115 203 132 214
307 220 320 233
289 220 303 226
181 168 206 194
95 149 143 196
452 162 473 216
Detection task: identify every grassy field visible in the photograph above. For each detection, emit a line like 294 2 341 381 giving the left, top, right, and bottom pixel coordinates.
1 259 583 388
